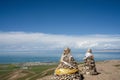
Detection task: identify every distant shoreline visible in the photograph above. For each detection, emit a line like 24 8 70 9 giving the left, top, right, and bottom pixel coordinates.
0 59 120 65
0 52 120 64
0 61 58 65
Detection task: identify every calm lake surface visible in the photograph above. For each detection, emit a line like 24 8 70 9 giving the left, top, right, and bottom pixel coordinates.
0 51 120 64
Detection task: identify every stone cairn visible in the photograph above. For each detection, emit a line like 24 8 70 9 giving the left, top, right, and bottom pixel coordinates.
54 48 83 80
82 49 98 75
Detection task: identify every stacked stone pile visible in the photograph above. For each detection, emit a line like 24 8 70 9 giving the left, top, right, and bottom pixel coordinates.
82 49 98 75
54 48 83 80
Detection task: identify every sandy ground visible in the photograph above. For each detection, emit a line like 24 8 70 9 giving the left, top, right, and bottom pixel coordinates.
38 60 120 80
8 70 28 80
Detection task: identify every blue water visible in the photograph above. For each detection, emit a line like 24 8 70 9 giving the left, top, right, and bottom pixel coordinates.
0 52 120 64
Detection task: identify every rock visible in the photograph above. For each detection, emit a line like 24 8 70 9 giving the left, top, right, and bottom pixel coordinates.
54 48 83 80
82 49 98 75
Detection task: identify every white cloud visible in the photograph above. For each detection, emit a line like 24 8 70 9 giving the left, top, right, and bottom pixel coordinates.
0 32 120 51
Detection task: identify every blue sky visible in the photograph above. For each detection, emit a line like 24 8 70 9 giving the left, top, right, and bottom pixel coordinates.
0 0 120 34
0 0 120 51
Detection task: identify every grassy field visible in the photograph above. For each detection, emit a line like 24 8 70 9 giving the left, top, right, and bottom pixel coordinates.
0 63 57 80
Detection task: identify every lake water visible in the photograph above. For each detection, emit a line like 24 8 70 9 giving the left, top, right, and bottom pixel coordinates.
0 52 120 64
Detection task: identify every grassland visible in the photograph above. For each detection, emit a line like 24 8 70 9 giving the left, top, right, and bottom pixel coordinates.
0 63 57 80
